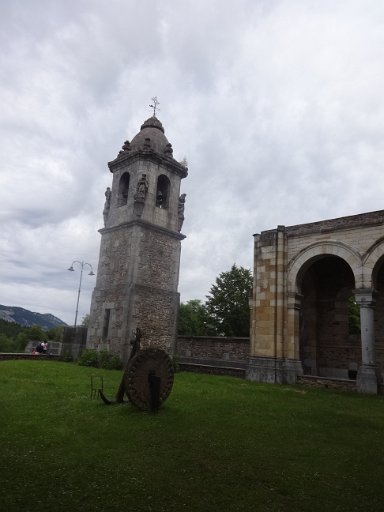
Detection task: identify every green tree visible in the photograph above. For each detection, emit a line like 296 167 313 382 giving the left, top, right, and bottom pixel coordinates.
0 319 24 339
0 333 13 352
24 325 47 342
46 325 64 341
14 332 29 351
13 325 47 352
81 314 90 327
206 264 252 337
348 296 361 334
0 322 53 352
178 300 216 336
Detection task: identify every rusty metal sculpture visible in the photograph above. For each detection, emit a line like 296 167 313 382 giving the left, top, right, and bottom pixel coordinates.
98 328 174 412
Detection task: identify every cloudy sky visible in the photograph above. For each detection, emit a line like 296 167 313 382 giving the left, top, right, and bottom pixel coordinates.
1 0 384 325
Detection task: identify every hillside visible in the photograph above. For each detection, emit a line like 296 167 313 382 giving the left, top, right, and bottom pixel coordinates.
0 305 67 330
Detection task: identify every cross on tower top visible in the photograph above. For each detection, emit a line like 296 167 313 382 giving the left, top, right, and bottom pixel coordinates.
149 96 160 117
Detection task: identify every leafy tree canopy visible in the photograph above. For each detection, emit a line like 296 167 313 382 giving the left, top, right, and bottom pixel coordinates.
0 322 53 352
0 318 24 338
178 300 216 336
81 314 90 327
348 296 361 334
205 264 252 337
46 325 64 341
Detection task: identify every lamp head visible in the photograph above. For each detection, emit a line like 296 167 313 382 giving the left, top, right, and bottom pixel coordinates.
68 266 75 272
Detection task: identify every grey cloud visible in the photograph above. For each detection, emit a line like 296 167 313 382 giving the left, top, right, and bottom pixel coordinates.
1 1 384 322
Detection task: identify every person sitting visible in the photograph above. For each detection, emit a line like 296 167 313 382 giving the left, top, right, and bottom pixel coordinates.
35 342 45 354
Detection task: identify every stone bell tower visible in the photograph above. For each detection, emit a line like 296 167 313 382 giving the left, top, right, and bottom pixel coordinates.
87 114 188 361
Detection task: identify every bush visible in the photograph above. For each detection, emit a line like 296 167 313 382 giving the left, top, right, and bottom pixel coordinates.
98 350 123 370
78 349 122 370
78 349 99 367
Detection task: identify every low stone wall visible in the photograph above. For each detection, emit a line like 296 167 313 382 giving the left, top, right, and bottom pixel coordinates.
297 375 357 392
175 336 249 376
178 362 246 378
0 353 61 361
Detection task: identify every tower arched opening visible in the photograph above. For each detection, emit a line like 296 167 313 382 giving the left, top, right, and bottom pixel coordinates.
118 172 130 206
156 175 170 208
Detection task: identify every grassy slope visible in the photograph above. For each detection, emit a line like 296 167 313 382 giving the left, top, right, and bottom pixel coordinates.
1 361 384 512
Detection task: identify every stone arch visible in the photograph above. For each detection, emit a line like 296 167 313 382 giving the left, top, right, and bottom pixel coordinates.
287 241 362 294
298 255 359 377
367 243 384 380
363 237 384 289
117 172 130 207
156 174 170 208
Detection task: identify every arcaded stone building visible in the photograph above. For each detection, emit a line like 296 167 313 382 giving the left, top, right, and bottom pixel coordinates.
87 116 187 361
248 210 384 394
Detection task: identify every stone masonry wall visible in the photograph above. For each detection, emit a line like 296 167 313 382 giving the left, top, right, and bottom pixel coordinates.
137 227 181 291
132 285 179 353
176 336 249 369
250 228 286 359
87 221 182 359
285 210 384 236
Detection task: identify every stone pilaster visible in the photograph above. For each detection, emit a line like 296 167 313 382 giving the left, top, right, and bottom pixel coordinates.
275 226 287 359
286 292 302 361
248 226 302 384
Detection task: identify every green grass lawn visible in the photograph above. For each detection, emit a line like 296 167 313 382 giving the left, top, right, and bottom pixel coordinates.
1 360 384 512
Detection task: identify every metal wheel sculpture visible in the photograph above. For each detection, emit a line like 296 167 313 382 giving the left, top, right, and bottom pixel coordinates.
125 348 174 411
98 328 174 412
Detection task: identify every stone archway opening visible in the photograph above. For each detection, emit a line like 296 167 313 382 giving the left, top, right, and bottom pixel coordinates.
299 255 360 378
373 256 384 381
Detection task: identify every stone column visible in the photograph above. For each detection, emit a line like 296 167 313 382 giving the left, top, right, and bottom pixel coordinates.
286 292 302 360
354 289 377 394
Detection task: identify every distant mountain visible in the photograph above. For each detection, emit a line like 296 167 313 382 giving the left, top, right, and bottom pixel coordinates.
0 305 67 330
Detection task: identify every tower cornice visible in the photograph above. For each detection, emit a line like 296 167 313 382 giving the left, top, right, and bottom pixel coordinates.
108 149 188 178
99 218 186 240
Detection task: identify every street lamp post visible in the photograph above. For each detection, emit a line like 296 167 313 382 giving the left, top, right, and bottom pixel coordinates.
68 260 95 328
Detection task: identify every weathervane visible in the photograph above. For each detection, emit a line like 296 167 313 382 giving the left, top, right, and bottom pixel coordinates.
149 96 160 117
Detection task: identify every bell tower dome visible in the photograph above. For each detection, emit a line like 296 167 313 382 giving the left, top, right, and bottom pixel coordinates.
87 114 188 360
